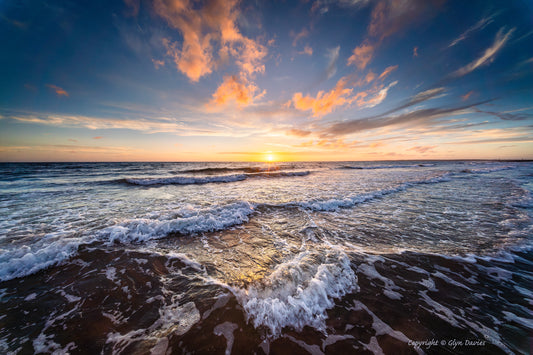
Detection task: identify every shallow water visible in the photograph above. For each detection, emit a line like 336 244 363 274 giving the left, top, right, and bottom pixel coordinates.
0 161 532 354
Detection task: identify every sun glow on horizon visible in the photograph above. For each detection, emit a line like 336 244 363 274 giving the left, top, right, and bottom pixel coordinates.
264 152 276 162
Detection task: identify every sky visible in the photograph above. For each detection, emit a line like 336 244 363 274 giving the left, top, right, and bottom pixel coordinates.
0 0 532 162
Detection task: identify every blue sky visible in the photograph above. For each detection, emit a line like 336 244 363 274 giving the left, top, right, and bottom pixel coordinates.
0 0 532 161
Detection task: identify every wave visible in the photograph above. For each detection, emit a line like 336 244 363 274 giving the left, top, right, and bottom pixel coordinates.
0 238 83 282
459 165 515 174
98 201 256 243
340 163 434 170
235 249 358 336
179 166 281 174
103 173 457 243
124 171 311 186
295 173 453 211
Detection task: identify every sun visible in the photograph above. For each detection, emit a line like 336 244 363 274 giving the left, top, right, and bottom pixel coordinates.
264 152 276 162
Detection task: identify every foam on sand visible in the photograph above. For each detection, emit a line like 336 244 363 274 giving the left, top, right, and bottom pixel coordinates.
236 249 358 336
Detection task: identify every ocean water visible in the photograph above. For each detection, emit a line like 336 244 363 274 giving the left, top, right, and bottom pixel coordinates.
0 161 532 354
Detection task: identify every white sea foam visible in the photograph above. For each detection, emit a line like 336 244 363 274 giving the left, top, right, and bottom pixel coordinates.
125 174 248 186
106 299 200 353
297 174 452 211
351 301 412 344
236 249 358 336
125 171 311 186
340 163 434 170
358 263 403 300
213 322 238 355
99 202 255 243
0 238 82 282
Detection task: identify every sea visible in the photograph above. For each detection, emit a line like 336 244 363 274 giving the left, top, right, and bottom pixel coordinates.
0 160 532 354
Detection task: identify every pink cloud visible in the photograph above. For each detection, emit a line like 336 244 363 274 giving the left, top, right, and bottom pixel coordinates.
347 41 375 69
377 65 398 80
46 84 69 97
461 90 475 101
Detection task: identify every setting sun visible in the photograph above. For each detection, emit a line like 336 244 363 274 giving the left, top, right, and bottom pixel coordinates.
264 152 276 162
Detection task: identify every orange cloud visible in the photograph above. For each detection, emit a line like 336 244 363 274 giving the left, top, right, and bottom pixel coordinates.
93 136 104 140
354 81 398 108
347 42 374 69
152 59 165 69
231 37 267 77
365 71 376 83
377 65 398 80
295 138 359 150
209 75 265 107
291 28 309 47
46 84 68 97
461 90 475 101
290 77 354 117
286 128 312 137
300 45 313 56
413 46 418 57
154 0 267 82
408 145 436 154
289 73 399 117
161 35 213 83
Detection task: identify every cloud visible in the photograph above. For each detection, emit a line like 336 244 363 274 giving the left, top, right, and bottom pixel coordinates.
161 36 212 83
0 15 27 29
364 71 376 84
288 73 398 117
461 91 475 101
286 129 312 137
93 136 104 139
123 0 140 16
154 0 267 82
368 0 441 41
408 145 436 153
46 84 69 97
377 65 398 80
355 80 397 108
0 144 139 154
291 28 309 47
326 46 340 79
347 41 374 69
451 27 515 78
345 0 442 70
324 100 485 136
311 0 371 14
5 113 222 135
289 77 354 117
448 14 497 48
152 59 165 69
300 45 313 56
209 75 265 107
474 108 533 121
295 138 360 150
413 46 418 57
383 87 445 115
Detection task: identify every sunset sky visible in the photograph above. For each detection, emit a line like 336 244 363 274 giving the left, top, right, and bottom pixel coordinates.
0 0 532 162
